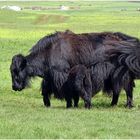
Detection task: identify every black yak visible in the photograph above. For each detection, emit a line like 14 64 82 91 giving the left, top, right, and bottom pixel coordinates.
10 30 140 108
63 65 92 108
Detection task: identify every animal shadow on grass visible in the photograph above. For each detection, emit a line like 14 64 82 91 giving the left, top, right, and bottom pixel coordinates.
77 96 125 109
93 102 125 109
43 99 126 110
50 105 66 110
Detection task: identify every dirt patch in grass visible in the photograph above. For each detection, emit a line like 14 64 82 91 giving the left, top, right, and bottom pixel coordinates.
34 14 69 25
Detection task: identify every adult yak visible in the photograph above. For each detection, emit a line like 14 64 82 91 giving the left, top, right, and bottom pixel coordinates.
10 30 140 108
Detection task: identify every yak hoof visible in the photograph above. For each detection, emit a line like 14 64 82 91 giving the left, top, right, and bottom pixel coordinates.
111 104 117 108
44 104 51 107
125 103 134 109
74 104 79 108
111 102 117 107
66 105 72 109
85 103 91 109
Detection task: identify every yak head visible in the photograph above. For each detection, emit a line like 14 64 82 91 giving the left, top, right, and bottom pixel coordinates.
10 54 29 91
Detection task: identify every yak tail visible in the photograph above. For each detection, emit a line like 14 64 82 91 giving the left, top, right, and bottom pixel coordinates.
106 41 140 75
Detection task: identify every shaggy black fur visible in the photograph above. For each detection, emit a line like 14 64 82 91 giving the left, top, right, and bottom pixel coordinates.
63 65 92 108
104 41 140 107
10 30 140 108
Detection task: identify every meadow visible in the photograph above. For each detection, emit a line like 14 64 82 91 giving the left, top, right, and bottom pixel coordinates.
0 1 140 138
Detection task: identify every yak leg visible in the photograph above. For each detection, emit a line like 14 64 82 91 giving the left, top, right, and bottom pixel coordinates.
111 91 119 106
41 79 51 107
124 80 134 108
73 94 79 108
83 93 92 109
111 67 127 106
111 83 121 106
79 88 91 109
65 94 72 108
63 82 73 108
84 71 92 109
75 78 92 109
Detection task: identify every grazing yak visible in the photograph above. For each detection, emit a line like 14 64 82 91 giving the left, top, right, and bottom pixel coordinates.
10 30 140 108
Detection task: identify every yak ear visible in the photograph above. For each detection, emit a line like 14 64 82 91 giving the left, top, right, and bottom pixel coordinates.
20 57 27 70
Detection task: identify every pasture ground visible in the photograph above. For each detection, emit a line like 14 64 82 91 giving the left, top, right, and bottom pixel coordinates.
0 1 140 138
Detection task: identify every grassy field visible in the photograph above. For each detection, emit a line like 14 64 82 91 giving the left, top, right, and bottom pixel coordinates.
1 1 140 139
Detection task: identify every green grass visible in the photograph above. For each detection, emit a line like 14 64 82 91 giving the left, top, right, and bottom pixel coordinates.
0 0 140 138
